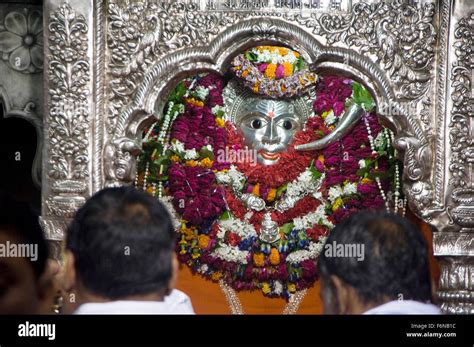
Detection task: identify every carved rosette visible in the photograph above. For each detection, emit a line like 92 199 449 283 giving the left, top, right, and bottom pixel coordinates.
42 3 90 238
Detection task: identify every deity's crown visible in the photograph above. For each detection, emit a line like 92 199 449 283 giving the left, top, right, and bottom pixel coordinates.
223 79 315 125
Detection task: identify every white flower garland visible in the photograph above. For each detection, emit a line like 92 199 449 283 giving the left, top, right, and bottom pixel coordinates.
213 243 249 264
283 168 325 204
286 237 327 264
293 204 334 230
215 165 246 192
217 218 258 239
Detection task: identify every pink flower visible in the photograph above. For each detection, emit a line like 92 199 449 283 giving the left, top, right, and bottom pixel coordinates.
275 64 285 79
258 63 268 73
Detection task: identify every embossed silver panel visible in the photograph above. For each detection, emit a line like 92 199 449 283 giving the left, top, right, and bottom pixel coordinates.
40 0 474 313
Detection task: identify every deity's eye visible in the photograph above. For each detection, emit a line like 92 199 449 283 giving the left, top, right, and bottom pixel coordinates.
283 120 293 130
251 119 263 129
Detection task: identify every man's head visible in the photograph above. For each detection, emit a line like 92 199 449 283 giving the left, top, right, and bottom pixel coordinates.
64 187 177 305
0 191 49 314
318 211 433 314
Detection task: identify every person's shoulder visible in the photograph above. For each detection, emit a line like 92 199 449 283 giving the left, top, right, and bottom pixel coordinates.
164 289 195 314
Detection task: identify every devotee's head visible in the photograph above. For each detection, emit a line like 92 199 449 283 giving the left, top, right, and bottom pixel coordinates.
63 187 177 308
0 191 50 314
317 211 433 314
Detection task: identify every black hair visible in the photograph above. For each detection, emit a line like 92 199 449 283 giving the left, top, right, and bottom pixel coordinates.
318 211 432 304
66 187 175 299
0 191 49 278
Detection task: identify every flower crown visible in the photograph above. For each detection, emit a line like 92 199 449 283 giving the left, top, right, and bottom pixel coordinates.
230 46 318 98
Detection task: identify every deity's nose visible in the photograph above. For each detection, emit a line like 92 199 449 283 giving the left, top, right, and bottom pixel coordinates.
262 120 280 144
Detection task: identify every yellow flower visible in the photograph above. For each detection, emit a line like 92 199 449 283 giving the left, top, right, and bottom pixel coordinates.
253 253 265 267
321 111 331 120
362 177 372 184
198 234 210 249
318 154 325 165
298 76 306 85
185 160 198 167
332 197 344 212
146 186 154 194
200 157 213 168
265 63 277 79
282 62 293 77
262 282 271 294
211 272 223 281
278 47 288 56
215 117 225 128
186 98 204 107
252 184 260 196
170 155 180 162
269 248 280 265
267 188 277 202
294 51 300 58
191 252 200 259
288 283 296 293
252 81 260 93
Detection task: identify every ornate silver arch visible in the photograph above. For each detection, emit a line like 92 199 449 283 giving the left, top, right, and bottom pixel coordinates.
40 0 474 313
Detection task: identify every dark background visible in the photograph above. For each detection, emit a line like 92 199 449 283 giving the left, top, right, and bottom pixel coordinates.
0 105 41 209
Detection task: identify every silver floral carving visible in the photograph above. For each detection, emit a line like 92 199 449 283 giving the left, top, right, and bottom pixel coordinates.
291 0 436 100
47 4 89 182
449 13 473 190
0 9 43 73
107 1 240 133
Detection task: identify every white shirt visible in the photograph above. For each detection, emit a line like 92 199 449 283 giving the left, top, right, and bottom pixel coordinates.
363 300 441 314
73 289 195 314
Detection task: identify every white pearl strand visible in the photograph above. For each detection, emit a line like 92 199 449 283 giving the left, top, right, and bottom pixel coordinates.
364 115 404 214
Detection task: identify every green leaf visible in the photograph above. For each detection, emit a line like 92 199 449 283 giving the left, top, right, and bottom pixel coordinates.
245 51 258 62
296 56 304 71
352 82 375 112
276 184 287 198
220 210 232 220
280 222 294 234
309 159 322 179
199 146 215 160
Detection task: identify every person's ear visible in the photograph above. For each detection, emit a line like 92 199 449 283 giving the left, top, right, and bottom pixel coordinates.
62 250 77 293
166 252 179 296
330 275 350 314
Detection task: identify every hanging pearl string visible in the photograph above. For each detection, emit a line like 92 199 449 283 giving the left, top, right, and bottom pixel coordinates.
364 115 404 214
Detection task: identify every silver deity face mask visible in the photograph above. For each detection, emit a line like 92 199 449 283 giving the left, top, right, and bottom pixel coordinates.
237 99 302 165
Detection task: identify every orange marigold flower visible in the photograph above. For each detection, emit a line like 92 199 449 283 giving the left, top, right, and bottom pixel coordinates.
215 117 225 128
267 188 277 202
242 70 250 78
294 51 300 58
185 160 198 167
252 183 260 196
253 253 265 267
200 157 213 168
198 234 210 249
252 81 260 93
278 47 288 56
265 63 277 79
318 154 325 165
282 62 293 77
211 271 223 281
361 177 373 184
170 155 180 162
186 98 204 107
269 248 280 265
